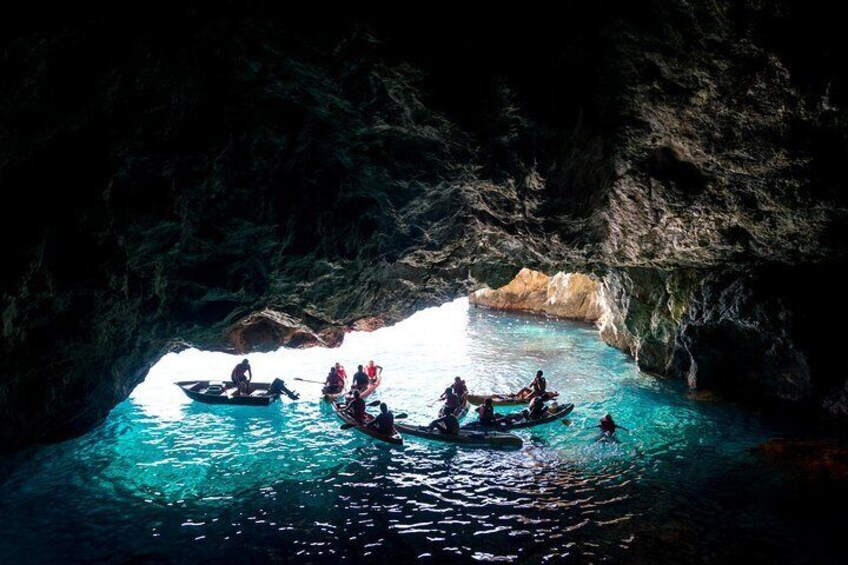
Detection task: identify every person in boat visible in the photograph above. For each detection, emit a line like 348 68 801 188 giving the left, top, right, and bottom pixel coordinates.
334 362 348 381
231 359 252 395
438 386 460 417
367 402 395 435
452 376 468 398
516 370 546 400
342 389 367 421
476 397 505 426
423 412 460 435
365 360 383 381
323 366 344 395
524 396 549 421
351 365 370 393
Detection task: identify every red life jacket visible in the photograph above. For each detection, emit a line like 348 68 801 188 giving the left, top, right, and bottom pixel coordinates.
366 365 378 378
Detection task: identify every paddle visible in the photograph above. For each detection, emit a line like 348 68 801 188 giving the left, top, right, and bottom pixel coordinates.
294 377 325 385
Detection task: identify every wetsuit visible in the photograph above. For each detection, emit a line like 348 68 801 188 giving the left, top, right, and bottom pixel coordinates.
452 380 467 396
600 418 617 434
348 397 366 420
371 411 395 435
352 370 369 391
441 391 459 416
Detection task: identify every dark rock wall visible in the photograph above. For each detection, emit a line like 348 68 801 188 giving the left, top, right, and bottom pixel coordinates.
1 1 846 450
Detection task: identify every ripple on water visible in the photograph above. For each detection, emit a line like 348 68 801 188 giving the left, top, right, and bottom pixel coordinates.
0 299 836 564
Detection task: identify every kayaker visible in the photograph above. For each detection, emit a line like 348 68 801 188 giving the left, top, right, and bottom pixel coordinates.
423 412 460 435
439 387 460 417
367 402 395 435
343 390 367 421
525 396 548 420
365 360 383 381
452 376 468 397
334 362 348 381
351 365 370 392
323 367 344 395
517 370 546 400
231 359 252 396
476 397 504 426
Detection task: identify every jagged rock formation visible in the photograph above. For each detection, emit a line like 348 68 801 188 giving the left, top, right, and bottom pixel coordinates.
2 1 847 450
469 268 603 322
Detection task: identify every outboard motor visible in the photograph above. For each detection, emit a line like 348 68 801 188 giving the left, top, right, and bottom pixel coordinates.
269 378 300 400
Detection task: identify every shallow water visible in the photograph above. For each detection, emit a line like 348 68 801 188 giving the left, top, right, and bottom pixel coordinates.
0 299 844 563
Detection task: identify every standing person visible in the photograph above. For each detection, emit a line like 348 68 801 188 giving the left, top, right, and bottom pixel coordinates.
367 403 395 435
323 367 344 395
438 387 460 417
342 390 367 421
231 359 252 396
334 362 348 381
351 365 370 393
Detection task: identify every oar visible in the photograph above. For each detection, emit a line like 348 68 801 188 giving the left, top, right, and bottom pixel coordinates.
294 377 326 385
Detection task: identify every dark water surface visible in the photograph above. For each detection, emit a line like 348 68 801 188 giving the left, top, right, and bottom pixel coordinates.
0 299 844 563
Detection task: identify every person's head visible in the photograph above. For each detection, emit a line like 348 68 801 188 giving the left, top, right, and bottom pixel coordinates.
380 402 388 414
454 376 462 383
242 359 250 366
601 413 611 421
358 364 364 371
330 367 337 374
536 370 543 378
445 387 453 395
368 360 374 366
484 398 493 407
353 390 361 399
335 362 342 369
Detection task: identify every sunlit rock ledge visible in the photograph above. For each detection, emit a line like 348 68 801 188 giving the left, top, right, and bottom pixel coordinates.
469 269 604 322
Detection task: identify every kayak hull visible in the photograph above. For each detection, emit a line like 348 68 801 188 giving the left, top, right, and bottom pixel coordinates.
176 381 279 406
463 403 575 431
333 402 403 445
396 423 522 448
467 391 559 407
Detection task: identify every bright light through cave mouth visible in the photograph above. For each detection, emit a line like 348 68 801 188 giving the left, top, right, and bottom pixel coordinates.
1 292 839 563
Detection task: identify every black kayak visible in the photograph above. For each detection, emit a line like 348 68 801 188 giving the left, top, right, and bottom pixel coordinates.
396 423 522 448
176 378 299 406
462 403 575 431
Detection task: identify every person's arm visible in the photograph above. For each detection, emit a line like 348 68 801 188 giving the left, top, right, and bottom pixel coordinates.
246 367 253 381
376 365 383 375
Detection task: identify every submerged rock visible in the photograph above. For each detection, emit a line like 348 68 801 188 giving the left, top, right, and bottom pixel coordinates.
752 438 848 482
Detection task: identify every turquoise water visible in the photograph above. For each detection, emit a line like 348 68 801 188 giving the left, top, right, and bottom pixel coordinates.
0 299 844 563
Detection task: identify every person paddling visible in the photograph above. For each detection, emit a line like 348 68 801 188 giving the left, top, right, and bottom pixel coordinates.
422 412 460 435
438 387 460 417
351 365 369 393
365 360 383 381
367 402 395 435
342 390 367 422
524 396 548 420
323 366 344 395
334 362 348 381
476 397 504 426
452 376 468 398
231 359 252 396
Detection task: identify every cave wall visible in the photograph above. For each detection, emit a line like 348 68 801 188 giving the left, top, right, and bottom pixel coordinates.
1 1 847 450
